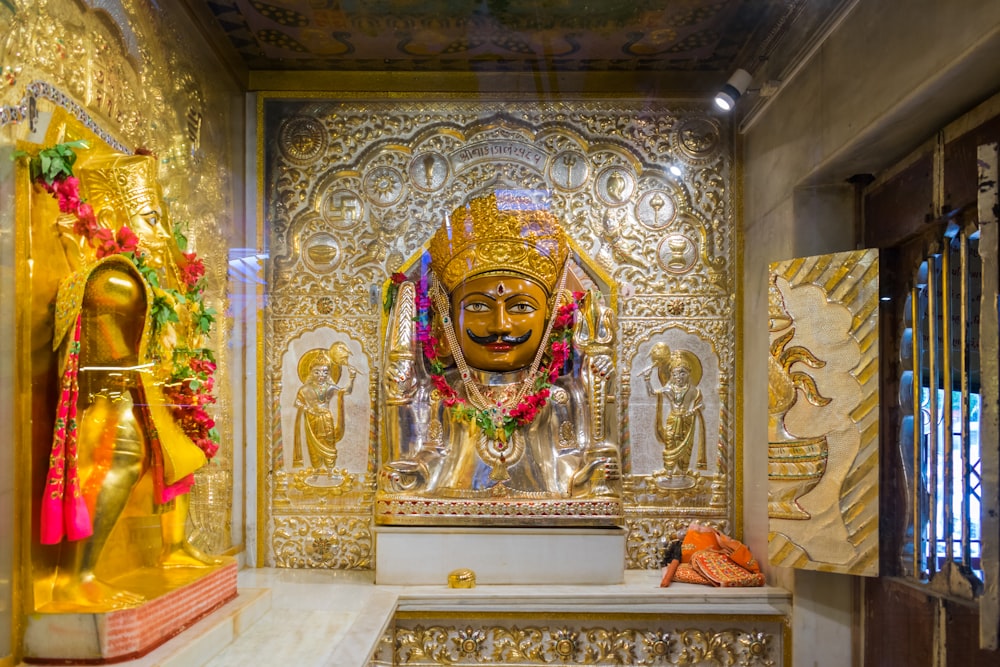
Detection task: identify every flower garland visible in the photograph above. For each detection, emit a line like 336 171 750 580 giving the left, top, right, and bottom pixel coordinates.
413 272 582 443
18 141 219 459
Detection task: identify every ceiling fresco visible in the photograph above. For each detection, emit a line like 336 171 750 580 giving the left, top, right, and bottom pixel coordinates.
195 0 798 74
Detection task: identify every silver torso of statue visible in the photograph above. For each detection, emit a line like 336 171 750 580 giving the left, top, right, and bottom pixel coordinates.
376 280 621 525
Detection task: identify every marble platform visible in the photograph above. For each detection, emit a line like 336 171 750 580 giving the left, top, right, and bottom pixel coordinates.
44 567 791 667
24 563 239 664
374 526 627 585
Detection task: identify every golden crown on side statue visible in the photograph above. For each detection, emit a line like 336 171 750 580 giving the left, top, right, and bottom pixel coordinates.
428 193 570 294
79 153 162 220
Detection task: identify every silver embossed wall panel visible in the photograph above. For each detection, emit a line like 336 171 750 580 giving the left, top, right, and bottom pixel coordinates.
262 98 736 568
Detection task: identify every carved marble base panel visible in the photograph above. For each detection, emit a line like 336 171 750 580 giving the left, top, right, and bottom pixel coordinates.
375 527 626 585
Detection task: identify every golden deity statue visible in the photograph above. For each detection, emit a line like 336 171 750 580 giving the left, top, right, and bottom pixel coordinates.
38 154 221 612
292 343 357 469
376 192 621 525
642 343 707 486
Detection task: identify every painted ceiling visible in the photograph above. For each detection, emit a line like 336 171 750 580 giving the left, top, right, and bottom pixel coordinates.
195 0 802 75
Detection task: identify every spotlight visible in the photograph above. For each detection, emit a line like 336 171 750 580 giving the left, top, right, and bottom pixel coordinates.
714 68 752 112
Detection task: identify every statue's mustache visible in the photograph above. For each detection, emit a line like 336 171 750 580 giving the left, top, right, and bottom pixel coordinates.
466 330 533 345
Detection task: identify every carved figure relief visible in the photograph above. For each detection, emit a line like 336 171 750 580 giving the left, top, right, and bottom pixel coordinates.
642 344 708 489
292 344 357 471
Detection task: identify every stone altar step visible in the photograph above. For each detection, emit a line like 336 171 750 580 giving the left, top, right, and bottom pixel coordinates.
375 526 627 586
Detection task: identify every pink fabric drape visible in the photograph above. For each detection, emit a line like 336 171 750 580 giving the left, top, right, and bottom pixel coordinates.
40 316 93 544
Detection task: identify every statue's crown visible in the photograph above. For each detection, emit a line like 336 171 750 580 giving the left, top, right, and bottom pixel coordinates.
428 192 570 293
79 154 162 224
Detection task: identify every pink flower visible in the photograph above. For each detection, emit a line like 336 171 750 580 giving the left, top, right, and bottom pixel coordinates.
55 177 81 213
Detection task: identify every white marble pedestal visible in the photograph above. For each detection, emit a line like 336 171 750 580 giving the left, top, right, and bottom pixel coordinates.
374 526 626 585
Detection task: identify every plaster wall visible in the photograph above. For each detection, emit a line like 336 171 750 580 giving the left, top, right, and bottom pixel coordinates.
742 1 1000 665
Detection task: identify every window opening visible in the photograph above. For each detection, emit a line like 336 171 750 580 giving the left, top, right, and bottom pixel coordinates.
900 224 984 587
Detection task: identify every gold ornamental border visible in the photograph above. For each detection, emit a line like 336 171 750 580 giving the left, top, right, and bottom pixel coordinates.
375 497 624 527
389 610 790 667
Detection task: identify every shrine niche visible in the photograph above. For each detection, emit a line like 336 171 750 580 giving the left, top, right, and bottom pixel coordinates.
767 249 880 576
261 98 737 569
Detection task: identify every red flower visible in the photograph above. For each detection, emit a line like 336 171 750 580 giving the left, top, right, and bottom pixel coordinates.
116 226 139 254
36 177 57 194
190 358 217 375
391 272 407 284
423 336 439 360
180 254 205 287
92 228 118 258
431 374 452 395
198 438 219 459
72 203 99 237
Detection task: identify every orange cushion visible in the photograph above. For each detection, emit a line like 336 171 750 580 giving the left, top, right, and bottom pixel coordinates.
681 526 720 563
691 551 765 587
671 563 713 586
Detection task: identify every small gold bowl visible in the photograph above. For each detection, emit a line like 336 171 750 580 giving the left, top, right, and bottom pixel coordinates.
448 568 476 588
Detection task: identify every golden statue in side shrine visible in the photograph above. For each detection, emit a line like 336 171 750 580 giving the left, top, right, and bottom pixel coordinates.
642 343 707 488
376 192 621 525
292 343 357 470
36 153 223 612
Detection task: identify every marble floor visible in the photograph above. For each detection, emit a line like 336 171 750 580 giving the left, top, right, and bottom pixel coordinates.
35 567 791 667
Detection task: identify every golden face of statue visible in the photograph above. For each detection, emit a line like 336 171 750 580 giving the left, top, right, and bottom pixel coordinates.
450 274 548 372
130 204 173 267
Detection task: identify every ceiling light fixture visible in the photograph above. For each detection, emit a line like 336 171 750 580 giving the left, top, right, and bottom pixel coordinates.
714 68 753 112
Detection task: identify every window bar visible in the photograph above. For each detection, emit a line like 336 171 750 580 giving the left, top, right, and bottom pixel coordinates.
926 255 940 577
941 243 954 564
959 229 971 567
912 284 922 578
